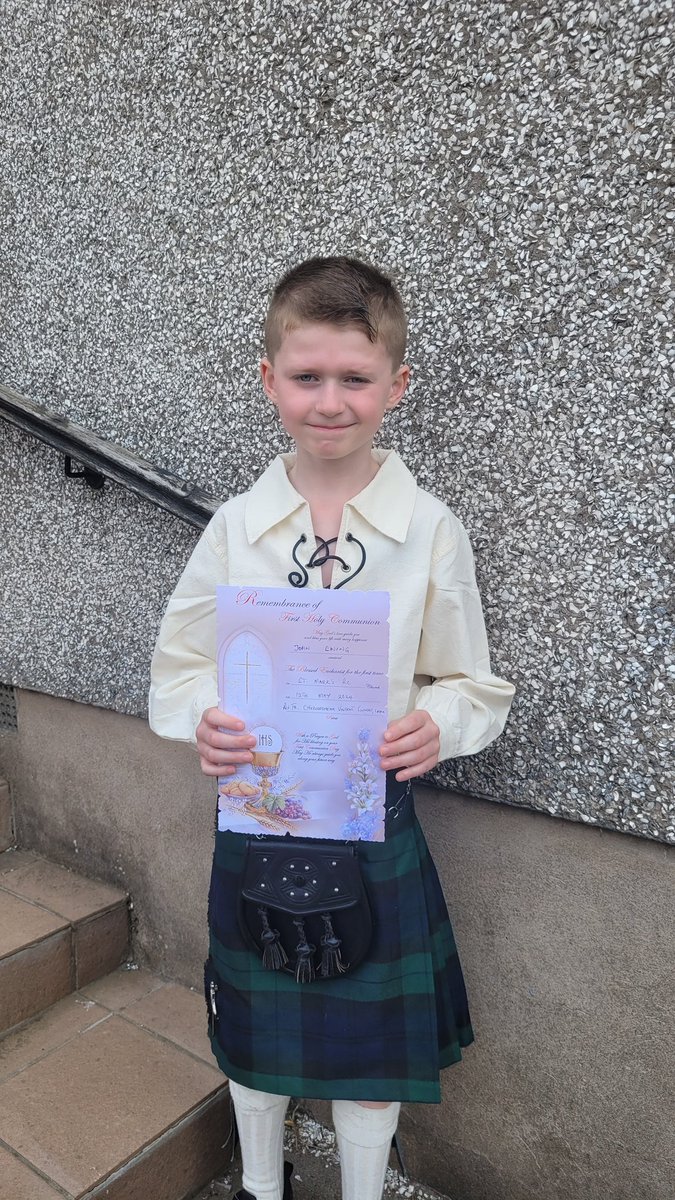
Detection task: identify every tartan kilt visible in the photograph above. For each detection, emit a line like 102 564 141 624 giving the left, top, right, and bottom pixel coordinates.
205 780 474 1103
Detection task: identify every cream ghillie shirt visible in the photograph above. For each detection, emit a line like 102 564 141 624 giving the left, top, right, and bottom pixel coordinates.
149 449 514 761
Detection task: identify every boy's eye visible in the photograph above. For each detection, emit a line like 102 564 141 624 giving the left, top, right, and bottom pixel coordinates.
344 376 369 385
294 373 317 383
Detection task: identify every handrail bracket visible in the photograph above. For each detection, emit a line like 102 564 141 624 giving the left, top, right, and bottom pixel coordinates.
65 456 106 490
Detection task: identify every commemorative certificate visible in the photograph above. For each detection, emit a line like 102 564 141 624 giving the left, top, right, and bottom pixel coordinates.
216 585 390 842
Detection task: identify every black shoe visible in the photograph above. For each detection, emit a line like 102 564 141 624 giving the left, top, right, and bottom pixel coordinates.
283 1160 293 1200
233 1160 293 1200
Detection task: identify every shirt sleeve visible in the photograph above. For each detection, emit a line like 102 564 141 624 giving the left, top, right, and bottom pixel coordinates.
148 512 228 743
413 518 515 762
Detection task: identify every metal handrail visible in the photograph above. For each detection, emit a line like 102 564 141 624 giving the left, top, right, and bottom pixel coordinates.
0 382 220 528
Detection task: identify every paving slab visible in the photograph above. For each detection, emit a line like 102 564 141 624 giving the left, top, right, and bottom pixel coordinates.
0 1144 64 1200
0 991 108 1080
0 855 127 920
80 963 165 1011
0 847 39 874
0 888 68 958
0 1012 225 1196
122 980 215 1066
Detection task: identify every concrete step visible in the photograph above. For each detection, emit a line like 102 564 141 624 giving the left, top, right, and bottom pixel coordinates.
0 964 231 1199
0 849 129 1034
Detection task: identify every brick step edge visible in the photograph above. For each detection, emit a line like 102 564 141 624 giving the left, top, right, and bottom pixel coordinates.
1 878 129 1035
12 1087 232 1200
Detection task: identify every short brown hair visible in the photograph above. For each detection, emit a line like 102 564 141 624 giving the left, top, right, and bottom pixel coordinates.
265 256 407 366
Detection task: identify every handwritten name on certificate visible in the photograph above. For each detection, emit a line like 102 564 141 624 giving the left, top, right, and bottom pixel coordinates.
216 585 390 841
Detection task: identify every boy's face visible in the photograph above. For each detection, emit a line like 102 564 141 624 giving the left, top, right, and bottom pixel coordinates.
261 323 409 469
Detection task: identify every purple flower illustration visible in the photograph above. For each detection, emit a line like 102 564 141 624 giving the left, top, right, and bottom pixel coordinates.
341 729 384 840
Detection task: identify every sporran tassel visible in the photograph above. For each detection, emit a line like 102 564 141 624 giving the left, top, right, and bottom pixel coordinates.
320 911 347 977
293 918 316 983
257 905 288 970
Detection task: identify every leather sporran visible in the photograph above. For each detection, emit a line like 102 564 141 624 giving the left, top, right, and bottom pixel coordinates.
238 838 373 982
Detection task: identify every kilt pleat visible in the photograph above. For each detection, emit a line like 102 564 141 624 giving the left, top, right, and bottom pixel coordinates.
205 783 474 1103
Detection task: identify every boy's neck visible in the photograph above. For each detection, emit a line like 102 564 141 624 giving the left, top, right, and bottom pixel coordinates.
288 447 381 508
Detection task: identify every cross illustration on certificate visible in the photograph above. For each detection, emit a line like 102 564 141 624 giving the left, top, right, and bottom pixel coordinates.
216 585 390 841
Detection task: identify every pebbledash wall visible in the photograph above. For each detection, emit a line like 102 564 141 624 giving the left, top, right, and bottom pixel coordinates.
1 0 671 843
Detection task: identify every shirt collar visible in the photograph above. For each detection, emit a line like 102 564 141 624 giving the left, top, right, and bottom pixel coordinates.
244 449 418 545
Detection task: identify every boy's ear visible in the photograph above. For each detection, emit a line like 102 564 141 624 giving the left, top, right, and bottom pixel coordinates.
385 363 410 411
260 357 277 404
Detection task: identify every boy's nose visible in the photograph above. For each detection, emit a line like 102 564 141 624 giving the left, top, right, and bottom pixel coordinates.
315 385 346 416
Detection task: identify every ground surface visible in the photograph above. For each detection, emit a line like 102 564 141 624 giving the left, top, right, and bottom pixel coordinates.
193 1104 450 1199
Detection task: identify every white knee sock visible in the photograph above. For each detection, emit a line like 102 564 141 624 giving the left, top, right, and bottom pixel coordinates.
229 1080 290 1200
332 1100 401 1200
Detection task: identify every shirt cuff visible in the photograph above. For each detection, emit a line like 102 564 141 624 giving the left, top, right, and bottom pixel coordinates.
414 686 470 763
190 681 220 744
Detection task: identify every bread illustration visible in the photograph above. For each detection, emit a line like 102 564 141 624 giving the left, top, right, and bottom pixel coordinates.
219 778 262 798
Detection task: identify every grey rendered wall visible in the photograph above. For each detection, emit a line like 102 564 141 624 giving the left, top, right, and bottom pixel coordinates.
0 0 672 842
1 690 672 1200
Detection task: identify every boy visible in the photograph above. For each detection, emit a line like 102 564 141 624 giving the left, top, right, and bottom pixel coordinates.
150 257 514 1200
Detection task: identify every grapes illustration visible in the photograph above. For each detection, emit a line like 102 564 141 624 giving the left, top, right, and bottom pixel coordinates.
245 773 309 826
278 797 311 820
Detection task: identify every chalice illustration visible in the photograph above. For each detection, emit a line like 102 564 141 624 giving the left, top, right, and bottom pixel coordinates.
250 725 283 802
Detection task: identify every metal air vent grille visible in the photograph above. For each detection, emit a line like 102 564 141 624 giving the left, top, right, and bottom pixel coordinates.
0 685 18 733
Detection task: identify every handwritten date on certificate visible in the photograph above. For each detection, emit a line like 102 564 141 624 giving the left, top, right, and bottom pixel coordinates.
216 585 390 842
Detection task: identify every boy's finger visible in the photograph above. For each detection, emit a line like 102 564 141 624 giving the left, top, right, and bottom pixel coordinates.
201 746 254 767
200 708 245 731
212 710 246 730
207 731 256 751
383 711 426 740
200 761 236 777
199 760 221 776
394 757 438 781
380 748 438 773
380 729 436 757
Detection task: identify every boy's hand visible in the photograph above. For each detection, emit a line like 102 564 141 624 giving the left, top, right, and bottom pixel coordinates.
195 707 256 777
379 710 440 782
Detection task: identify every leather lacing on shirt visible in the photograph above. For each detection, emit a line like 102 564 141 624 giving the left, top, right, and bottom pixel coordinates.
288 532 367 589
